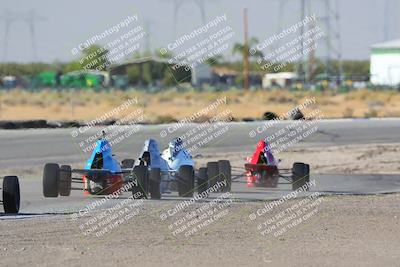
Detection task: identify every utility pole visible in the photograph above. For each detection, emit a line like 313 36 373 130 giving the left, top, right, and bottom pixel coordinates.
308 17 316 83
243 8 249 91
298 0 306 84
335 0 343 85
325 0 331 79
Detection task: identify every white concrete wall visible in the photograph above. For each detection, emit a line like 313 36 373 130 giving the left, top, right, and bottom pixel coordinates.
370 53 400 86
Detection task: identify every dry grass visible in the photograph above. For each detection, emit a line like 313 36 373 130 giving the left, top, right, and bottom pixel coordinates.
0 89 399 121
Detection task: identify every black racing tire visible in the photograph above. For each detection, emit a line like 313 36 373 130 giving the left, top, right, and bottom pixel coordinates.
2 176 20 213
178 165 194 198
290 108 305 120
149 168 161 200
121 159 135 169
43 163 60 197
304 164 310 184
132 165 148 199
197 167 209 196
263 111 278 121
292 162 306 191
59 165 72 196
206 162 219 188
218 160 231 192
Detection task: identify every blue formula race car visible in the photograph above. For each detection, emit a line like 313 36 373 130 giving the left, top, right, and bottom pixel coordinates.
42 136 136 198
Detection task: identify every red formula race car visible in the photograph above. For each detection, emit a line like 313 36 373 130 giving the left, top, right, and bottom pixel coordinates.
244 140 310 191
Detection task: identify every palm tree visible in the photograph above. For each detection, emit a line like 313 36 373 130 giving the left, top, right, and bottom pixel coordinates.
232 37 264 90
232 37 263 60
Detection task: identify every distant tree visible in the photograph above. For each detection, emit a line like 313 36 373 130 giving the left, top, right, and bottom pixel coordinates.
232 37 264 61
308 59 370 79
142 62 152 85
63 61 82 73
206 55 224 66
340 60 370 77
0 63 51 76
80 45 109 71
163 67 177 86
126 65 141 85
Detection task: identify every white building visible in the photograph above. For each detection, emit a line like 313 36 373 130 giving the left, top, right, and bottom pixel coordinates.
370 39 400 86
262 72 298 89
191 63 212 86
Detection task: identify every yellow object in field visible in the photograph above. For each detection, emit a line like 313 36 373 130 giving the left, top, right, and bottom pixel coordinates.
296 83 303 90
87 79 93 87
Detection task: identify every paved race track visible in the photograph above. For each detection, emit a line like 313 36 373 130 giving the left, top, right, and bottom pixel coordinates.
0 118 399 216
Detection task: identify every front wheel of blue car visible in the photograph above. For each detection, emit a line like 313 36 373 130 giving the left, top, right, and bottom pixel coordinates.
149 168 161 200
59 165 71 196
132 165 148 199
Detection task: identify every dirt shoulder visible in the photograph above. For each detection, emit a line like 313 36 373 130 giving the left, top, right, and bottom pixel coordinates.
197 142 400 175
1 194 399 267
1 89 400 121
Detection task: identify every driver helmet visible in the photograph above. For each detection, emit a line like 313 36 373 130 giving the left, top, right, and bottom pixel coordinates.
169 137 183 158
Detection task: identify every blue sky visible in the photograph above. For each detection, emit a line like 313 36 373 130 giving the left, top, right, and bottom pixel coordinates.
0 0 399 62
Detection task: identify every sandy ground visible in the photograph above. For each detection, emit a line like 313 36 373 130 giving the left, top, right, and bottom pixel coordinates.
0 194 399 267
205 143 400 175
1 90 400 121
1 141 399 266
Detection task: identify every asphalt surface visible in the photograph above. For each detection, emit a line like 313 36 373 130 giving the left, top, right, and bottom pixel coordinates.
0 118 399 216
3 173 398 217
0 118 399 169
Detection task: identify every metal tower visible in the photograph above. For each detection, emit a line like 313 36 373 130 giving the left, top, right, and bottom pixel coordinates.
0 10 18 61
276 0 343 84
163 0 207 39
24 9 45 61
321 0 343 83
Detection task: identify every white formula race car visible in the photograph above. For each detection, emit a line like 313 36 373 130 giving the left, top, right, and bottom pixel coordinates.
128 138 231 199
